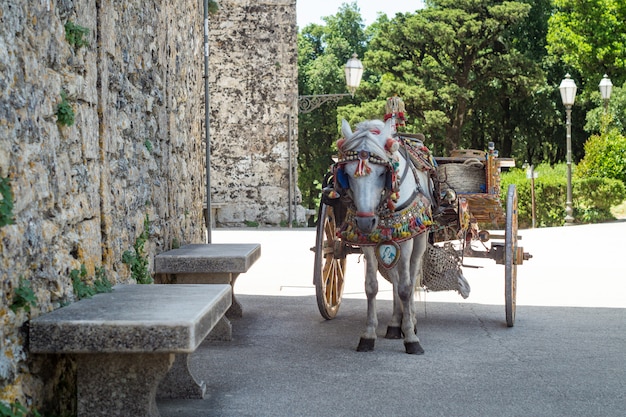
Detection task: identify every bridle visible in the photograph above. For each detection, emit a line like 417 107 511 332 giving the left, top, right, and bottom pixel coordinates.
333 137 423 217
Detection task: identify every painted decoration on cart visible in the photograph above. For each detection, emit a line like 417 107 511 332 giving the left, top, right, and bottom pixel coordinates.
376 240 401 269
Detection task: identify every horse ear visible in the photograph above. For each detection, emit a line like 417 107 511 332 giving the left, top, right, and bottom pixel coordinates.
382 118 394 138
341 119 353 138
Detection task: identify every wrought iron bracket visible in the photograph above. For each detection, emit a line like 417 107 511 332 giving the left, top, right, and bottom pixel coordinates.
298 94 352 114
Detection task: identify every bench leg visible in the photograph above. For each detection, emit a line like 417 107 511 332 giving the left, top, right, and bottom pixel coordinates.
157 354 205 399
76 353 174 417
207 316 232 341
225 273 243 318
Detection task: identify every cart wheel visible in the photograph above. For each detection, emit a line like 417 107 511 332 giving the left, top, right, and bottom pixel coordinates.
313 202 346 320
504 184 518 327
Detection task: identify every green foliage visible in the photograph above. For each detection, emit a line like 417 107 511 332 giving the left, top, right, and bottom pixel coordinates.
366 0 534 154
10 278 37 314
71 264 112 300
574 177 626 223
208 0 219 14
297 0 626 217
501 165 566 227
584 84 626 135
0 401 41 417
71 264 93 299
93 266 114 294
244 220 259 228
0 176 15 227
56 91 75 126
501 164 625 227
297 3 368 217
576 128 626 185
122 214 152 284
64 21 90 49
547 0 626 90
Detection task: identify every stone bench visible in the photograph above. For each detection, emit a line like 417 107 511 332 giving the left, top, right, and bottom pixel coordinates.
29 284 231 417
154 243 261 321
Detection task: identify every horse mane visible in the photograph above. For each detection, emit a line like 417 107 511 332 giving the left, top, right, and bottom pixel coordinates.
340 119 391 162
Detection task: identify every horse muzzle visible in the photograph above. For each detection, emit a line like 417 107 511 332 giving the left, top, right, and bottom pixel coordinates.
355 211 378 233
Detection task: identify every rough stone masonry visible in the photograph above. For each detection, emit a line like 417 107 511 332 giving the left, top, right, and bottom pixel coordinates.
0 0 297 413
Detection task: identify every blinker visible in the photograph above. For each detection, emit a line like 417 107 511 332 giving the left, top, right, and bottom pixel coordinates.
336 166 350 189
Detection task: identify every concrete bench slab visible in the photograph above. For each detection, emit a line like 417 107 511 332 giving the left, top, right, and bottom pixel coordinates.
29 284 231 417
154 243 261 319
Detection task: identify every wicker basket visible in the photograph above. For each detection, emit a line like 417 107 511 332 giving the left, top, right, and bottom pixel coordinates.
437 160 485 193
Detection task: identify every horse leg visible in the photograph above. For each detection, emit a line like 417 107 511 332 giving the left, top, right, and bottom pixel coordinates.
357 247 378 352
396 237 425 355
384 270 403 339
398 233 428 355
409 233 429 335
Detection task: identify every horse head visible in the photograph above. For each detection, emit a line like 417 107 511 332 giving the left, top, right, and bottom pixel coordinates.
337 119 398 234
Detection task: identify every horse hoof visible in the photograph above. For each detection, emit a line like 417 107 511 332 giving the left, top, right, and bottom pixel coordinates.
385 326 402 339
357 338 375 352
404 341 425 355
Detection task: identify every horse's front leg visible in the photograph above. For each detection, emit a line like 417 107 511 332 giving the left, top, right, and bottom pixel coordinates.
383 268 404 340
396 238 425 355
357 247 378 352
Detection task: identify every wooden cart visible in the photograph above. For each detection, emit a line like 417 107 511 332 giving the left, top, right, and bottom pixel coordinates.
312 143 532 327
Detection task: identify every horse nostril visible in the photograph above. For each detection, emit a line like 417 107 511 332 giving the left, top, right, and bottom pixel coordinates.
355 214 378 233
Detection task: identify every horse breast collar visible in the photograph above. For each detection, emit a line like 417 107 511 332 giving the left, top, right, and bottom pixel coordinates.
332 135 436 247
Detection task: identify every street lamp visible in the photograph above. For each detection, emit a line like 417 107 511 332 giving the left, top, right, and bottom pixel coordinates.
345 53 364 97
297 54 364 113
599 74 613 113
559 73 577 225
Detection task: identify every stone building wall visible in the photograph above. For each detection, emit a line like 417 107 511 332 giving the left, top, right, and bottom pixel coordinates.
209 0 299 226
0 0 297 413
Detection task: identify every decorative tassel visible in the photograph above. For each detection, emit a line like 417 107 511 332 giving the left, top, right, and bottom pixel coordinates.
355 158 371 177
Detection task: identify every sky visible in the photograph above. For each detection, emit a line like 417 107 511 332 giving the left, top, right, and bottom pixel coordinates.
297 0 426 29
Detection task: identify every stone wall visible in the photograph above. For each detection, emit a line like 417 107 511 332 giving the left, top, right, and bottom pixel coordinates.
209 0 299 226
0 0 297 413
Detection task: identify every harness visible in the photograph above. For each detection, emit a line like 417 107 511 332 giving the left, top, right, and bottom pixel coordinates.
330 135 437 246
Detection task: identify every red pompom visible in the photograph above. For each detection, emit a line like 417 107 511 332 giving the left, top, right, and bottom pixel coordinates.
385 138 399 152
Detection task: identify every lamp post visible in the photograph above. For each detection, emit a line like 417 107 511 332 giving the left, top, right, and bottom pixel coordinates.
599 74 613 115
287 54 364 226
297 54 364 113
559 74 577 225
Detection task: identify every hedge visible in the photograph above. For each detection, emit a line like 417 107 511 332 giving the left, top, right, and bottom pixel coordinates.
499 164 626 228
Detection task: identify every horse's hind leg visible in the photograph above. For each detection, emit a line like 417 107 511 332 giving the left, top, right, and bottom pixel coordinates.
357 247 378 352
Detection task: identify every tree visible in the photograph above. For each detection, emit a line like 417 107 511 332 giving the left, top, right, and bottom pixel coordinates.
547 0 626 91
576 128 626 185
364 0 533 155
297 3 368 216
547 0 626 162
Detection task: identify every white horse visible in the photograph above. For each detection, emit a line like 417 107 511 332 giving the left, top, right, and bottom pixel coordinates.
334 118 435 354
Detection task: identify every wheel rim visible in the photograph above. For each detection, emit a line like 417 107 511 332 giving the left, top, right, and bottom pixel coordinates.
504 184 518 327
314 204 346 320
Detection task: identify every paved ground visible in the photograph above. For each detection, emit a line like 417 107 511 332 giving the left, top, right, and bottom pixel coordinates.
159 221 626 417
